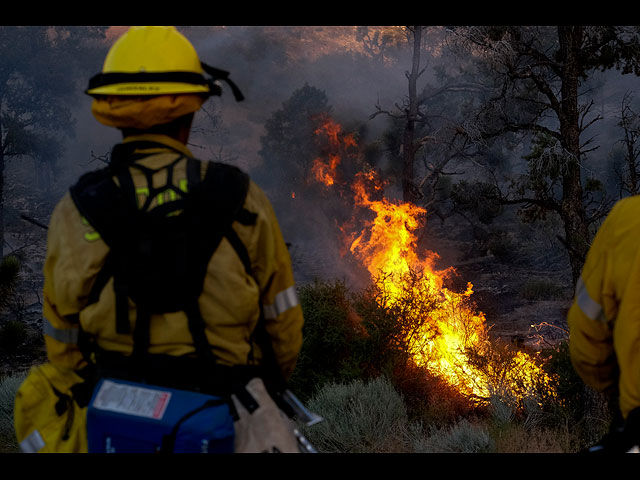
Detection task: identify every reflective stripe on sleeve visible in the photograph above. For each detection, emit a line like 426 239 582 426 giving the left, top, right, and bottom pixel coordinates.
263 286 299 320
20 429 45 453
575 276 607 323
42 318 79 344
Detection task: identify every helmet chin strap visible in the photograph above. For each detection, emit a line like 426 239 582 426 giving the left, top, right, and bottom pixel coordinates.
201 63 245 102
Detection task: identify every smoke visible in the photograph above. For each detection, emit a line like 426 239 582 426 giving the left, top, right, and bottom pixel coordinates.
18 26 640 289
19 27 404 288
183 27 413 288
184 27 408 165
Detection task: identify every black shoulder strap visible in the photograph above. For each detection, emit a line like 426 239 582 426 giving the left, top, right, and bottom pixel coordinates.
69 143 258 386
187 161 255 282
69 167 128 248
69 165 137 336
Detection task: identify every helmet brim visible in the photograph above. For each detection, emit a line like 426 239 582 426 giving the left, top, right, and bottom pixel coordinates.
86 82 211 96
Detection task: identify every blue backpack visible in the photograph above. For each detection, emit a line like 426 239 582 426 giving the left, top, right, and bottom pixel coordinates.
87 378 235 453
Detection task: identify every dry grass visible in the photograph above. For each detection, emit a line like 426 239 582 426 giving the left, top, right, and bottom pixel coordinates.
0 372 25 453
491 422 572 453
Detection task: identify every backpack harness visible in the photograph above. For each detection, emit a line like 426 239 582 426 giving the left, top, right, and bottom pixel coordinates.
67 140 271 407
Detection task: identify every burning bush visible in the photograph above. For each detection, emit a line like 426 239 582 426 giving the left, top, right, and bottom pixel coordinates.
290 114 562 419
463 339 558 409
352 268 442 373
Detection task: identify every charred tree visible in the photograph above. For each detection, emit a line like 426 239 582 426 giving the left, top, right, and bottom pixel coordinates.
401 26 424 204
371 26 430 205
557 26 591 283
370 26 482 219
613 91 640 196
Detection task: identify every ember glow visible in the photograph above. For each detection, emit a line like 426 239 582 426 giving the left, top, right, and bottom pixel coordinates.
312 117 557 406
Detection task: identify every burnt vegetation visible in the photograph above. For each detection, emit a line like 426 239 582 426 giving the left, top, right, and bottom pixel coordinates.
1 26 639 452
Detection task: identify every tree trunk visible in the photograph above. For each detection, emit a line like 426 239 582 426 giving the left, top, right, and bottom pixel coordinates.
622 95 639 194
0 116 4 259
0 149 4 259
401 26 422 204
557 26 590 284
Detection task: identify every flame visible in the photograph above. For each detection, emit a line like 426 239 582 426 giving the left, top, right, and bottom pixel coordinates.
312 154 340 186
310 116 357 186
310 117 557 406
350 171 436 290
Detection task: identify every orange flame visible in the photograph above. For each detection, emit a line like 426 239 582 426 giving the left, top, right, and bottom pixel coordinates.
312 154 341 186
350 170 438 291
310 116 357 186
310 118 556 405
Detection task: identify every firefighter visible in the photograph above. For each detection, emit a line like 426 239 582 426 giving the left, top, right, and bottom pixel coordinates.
567 195 640 453
14 26 304 453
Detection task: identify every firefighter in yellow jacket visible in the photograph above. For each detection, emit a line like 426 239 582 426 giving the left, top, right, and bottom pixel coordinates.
567 195 640 452
14 26 304 453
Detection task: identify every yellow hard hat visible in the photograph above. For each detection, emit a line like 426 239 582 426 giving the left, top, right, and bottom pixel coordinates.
86 26 244 100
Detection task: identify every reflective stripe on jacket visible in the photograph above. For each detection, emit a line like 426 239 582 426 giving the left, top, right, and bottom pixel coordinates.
42 133 303 380
567 195 640 419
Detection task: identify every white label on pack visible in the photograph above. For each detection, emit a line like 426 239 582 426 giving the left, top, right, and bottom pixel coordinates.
92 380 172 420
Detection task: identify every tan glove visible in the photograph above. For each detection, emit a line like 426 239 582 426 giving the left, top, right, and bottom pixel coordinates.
232 377 300 453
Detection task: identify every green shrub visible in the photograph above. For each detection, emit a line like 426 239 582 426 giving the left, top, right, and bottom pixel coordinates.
291 275 442 400
290 280 367 399
538 341 611 450
350 285 414 379
301 376 416 453
416 418 495 453
0 372 26 453
0 320 28 354
541 341 602 420
0 255 20 309
486 230 515 261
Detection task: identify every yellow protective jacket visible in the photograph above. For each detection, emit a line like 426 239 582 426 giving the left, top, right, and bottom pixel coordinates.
567 195 640 420
14 134 303 452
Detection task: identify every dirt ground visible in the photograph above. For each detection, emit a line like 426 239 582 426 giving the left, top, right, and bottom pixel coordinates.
455 259 572 350
423 214 574 352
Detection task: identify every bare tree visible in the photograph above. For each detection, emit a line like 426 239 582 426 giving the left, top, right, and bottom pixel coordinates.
370 26 431 205
401 26 425 205
613 91 640 196
370 26 499 224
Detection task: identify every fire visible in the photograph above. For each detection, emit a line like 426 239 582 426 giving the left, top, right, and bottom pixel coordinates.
310 116 357 186
310 117 557 406
311 154 340 186
349 171 438 294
